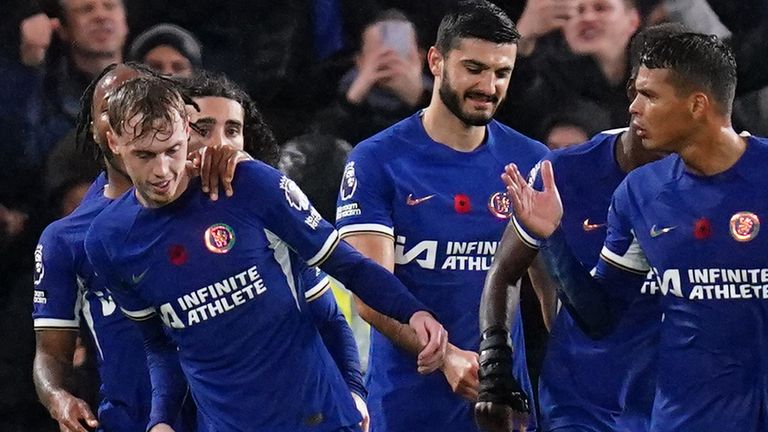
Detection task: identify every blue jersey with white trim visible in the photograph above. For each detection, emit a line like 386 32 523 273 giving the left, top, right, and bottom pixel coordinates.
523 131 659 431
32 172 161 432
335 112 547 432
85 161 361 432
595 136 768 432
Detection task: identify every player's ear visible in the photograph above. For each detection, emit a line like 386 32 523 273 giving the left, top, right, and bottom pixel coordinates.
106 128 120 155
690 92 709 120
427 46 443 77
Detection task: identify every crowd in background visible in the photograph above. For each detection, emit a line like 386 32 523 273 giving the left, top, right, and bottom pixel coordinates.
0 0 767 430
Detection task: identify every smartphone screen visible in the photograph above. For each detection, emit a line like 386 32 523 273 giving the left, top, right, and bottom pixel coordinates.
379 20 415 57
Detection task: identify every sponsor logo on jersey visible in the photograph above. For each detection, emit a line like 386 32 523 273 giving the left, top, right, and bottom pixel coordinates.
159 266 268 328
395 236 498 271
340 161 357 200
280 176 310 211
406 193 435 206
34 244 44 285
336 202 361 220
642 267 768 300
488 192 512 219
33 289 47 304
730 211 759 242
205 223 236 254
650 224 676 238
582 218 606 231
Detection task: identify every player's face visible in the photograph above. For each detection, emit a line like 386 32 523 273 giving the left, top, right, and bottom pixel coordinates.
60 0 128 57
435 38 516 126
110 111 190 207
563 0 639 57
629 67 696 153
144 45 194 77
188 97 245 154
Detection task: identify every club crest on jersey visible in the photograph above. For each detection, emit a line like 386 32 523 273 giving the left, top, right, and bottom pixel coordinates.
340 161 357 200
730 211 760 242
33 244 44 285
488 192 512 219
204 223 236 254
280 176 310 211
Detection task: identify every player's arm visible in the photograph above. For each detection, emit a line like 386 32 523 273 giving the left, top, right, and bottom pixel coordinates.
34 329 99 432
345 234 478 398
528 256 558 331
186 143 252 200
474 215 538 431
305 277 369 431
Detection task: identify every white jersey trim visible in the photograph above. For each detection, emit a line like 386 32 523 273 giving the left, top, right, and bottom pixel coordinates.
120 306 156 321
264 229 301 310
307 230 340 267
338 224 394 239
305 278 331 302
600 233 649 274
512 217 541 249
33 318 80 329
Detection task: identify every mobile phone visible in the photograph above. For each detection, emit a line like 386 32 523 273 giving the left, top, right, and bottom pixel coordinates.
379 20 415 58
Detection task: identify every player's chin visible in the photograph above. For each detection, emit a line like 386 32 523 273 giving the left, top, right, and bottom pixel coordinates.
461 110 494 127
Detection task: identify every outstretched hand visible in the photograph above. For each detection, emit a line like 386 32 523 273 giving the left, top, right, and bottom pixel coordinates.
409 311 448 374
503 161 562 239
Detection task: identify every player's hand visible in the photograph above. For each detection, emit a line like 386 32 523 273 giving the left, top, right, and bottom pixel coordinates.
475 401 529 432
351 392 370 432
408 311 448 374
503 161 562 238
440 344 479 401
48 390 98 432
20 13 59 67
148 423 175 432
187 144 252 200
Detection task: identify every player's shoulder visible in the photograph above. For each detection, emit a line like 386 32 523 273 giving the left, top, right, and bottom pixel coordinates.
88 189 138 240
352 112 423 159
488 120 548 156
620 154 679 202
546 128 621 170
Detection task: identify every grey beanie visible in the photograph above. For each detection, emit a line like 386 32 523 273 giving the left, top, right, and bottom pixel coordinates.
128 23 202 67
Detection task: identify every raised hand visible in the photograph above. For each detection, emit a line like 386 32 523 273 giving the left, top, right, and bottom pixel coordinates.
187 144 252 200
503 161 562 238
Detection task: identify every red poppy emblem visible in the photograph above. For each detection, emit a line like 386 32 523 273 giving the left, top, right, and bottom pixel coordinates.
693 218 711 240
454 194 471 213
169 244 188 266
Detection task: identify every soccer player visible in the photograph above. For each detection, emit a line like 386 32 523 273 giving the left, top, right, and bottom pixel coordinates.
334 1 547 431
502 33 768 432
32 63 186 432
475 24 687 432
181 70 371 429
84 76 446 432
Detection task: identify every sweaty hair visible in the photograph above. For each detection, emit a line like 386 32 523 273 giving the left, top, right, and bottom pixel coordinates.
640 32 737 115
107 76 188 142
628 22 688 77
178 71 279 167
75 62 159 161
435 0 520 55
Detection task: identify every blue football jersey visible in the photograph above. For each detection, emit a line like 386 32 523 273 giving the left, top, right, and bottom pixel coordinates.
595 136 768 432
335 111 547 432
519 131 659 431
85 161 362 432
32 172 160 432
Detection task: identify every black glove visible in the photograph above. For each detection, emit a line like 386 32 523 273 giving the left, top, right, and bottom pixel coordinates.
477 325 530 413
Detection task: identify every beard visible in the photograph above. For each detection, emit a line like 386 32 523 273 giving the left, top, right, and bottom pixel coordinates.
438 70 501 127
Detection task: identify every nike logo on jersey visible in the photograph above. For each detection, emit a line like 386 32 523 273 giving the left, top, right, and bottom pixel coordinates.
131 268 150 284
582 218 606 231
650 224 677 238
406 194 435 206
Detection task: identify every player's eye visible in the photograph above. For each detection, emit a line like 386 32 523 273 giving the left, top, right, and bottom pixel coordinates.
226 127 241 137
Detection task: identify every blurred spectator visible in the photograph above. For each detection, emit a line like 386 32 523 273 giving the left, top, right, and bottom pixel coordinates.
278 133 352 222
312 9 431 145
128 23 201 77
540 99 611 149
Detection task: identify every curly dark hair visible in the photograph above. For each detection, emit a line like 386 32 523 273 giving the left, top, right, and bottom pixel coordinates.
177 71 279 166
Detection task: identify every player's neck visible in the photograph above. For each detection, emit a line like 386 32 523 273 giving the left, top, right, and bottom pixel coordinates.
103 165 132 199
679 125 745 176
422 104 486 152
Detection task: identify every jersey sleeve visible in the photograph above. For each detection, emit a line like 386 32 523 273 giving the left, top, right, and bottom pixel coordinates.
32 226 81 330
335 142 395 239
84 221 156 320
235 162 341 267
302 266 332 302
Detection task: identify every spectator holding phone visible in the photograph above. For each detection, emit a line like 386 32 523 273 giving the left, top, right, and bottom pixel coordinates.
313 9 432 145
